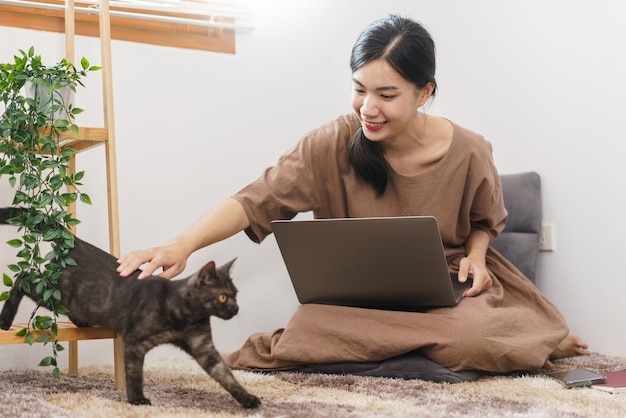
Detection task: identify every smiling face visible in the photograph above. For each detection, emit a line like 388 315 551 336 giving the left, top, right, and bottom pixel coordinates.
351 59 433 145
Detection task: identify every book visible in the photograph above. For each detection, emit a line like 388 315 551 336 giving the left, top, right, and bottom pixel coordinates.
591 370 626 394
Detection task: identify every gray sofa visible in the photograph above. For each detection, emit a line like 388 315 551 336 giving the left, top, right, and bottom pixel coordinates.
491 172 542 283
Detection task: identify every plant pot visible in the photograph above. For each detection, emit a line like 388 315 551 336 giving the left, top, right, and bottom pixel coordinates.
24 81 74 121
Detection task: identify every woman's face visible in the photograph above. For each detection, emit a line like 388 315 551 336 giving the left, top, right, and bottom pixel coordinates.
351 59 431 144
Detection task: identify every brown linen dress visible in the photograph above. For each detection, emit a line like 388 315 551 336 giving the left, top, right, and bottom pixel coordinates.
225 113 569 373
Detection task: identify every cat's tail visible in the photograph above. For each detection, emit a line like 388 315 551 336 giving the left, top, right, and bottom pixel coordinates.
0 207 25 225
0 275 25 330
0 207 27 330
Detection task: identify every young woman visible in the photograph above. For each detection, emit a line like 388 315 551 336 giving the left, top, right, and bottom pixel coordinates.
118 15 588 373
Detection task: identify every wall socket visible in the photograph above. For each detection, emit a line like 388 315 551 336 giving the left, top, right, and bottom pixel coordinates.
539 223 555 252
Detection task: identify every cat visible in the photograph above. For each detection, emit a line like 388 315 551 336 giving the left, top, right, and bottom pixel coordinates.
0 207 260 409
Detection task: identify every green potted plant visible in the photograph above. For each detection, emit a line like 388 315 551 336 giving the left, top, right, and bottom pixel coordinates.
0 46 100 378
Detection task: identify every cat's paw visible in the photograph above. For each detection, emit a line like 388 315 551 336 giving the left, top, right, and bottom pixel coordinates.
129 397 151 406
239 393 261 409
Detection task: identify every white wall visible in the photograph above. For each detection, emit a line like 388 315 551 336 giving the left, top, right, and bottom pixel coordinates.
1 0 625 370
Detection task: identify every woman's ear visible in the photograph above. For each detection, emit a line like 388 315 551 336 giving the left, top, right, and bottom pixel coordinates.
418 82 435 107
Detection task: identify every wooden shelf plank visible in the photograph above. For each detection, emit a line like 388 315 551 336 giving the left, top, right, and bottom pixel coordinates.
59 127 109 142
33 126 108 153
0 322 116 345
58 127 109 152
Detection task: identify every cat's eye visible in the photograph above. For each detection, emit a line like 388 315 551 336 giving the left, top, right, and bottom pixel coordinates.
218 294 228 303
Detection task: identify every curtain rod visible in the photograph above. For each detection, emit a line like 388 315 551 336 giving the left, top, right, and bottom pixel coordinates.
0 0 254 31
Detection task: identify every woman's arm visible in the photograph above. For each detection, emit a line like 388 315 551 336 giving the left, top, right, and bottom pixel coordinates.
458 228 493 297
117 198 249 279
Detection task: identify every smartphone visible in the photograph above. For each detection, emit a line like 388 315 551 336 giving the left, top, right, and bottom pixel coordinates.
547 369 606 388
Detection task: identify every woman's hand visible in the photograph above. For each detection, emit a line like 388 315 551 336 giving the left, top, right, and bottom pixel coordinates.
459 228 492 297
117 198 251 280
458 254 492 297
117 239 192 279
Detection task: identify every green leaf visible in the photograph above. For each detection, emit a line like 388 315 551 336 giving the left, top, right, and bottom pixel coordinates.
49 175 64 191
63 193 78 206
66 218 81 227
38 356 53 367
15 328 27 337
3 273 14 287
40 159 59 169
53 367 61 379
18 281 30 294
12 191 29 205
35 316 53 329
6 238 22 248
64 256 77 267
16 248 31 259
0 291 10 302
25 332 35 345
53 119 69 129
17 261 30 270
43 229 60 241
80 193 92 205
23 175 39 190
62 147 77 158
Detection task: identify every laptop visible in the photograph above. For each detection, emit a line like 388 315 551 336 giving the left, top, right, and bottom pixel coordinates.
271 216 472 310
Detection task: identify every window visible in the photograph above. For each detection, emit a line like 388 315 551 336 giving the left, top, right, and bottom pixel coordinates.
0 0 252 53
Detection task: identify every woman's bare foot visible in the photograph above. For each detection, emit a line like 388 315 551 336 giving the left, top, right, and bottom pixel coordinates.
551 333 590 358
543 333 590 368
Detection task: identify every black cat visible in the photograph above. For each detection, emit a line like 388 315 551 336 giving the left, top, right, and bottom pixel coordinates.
0 207 260 409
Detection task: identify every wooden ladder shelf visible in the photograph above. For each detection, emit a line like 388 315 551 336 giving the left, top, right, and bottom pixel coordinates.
0 0 125 389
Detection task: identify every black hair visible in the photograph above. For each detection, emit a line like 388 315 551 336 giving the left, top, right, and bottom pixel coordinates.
347 15 437 196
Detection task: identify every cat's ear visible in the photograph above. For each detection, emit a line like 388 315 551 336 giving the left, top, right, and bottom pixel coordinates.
220 257 237 275
196 261 218 286
195 258 237 286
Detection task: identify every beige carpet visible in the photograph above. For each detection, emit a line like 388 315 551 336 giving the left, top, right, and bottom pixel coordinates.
1 353 625 417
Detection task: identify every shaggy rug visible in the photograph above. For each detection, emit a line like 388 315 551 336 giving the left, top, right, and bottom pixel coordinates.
0 353 625 418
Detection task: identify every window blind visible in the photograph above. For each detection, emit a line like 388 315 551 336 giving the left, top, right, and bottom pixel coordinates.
0 0 254 31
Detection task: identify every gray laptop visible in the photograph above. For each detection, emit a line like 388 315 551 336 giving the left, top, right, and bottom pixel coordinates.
271 216 472 310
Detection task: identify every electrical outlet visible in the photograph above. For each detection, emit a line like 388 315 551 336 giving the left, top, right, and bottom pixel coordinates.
540 223 555 252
